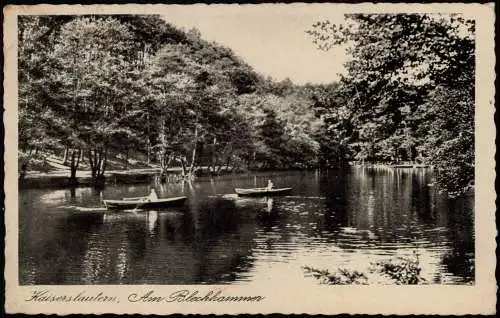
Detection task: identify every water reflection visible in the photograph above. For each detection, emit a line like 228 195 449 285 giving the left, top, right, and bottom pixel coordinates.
19 168 474 285
266 198 274 213
441 198 475 282
147 211 159 235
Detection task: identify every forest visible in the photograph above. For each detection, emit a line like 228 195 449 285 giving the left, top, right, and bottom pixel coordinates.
18 14 475 196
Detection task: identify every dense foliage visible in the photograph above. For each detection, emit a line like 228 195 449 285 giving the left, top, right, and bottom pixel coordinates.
18 15 323 182
303 265 368 285
19 14 474 195
307 14 475 195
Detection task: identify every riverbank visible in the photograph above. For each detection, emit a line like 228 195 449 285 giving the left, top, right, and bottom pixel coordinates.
19 165 243 189
19 164 435 189
20 168 160 189
19 161 439 190
348 162 433 169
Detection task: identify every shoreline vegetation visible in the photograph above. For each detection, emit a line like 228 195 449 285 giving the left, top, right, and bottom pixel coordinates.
18 148 436 189
18 14 474 196
19 153 435 190
302 254 429 285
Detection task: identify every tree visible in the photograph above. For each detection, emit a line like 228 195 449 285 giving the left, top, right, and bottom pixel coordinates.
18 14 338 184
50 17 136 182
307 14 475 194
18 16 61 156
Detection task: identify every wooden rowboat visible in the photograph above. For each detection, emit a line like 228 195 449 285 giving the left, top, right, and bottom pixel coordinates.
103 196 187 210
234 187 292 197
122 196 148 201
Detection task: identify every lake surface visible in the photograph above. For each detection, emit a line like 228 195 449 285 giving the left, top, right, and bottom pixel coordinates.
19 168 474 285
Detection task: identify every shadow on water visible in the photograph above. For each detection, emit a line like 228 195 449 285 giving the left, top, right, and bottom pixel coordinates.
187 198 257 283
20 211 105 284
254 198 284 230
195 199 242 236
162 209 195 243
441 197 475 282
411 171 436 223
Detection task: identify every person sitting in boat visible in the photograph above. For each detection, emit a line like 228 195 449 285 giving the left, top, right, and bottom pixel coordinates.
267 179 274 190
148 188 158 201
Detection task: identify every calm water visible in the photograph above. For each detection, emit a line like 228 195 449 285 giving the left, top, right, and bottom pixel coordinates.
19 168 474 285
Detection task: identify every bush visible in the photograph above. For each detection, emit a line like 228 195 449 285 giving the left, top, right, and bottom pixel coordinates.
372 256 426 285
18 152 53 173
302 266 368 285
304 255 426 285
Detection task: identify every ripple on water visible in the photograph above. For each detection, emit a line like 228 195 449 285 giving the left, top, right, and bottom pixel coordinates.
19 170 474 285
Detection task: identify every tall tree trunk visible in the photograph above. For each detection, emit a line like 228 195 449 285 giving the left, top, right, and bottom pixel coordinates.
158 118 172 182
70 150 76 181
146 110 151 165
224 155 231 172
96 149 102 178
100 147 107 176
76 148 82 167
180 156 187 178
188 126 199 177
72 53 79 111
88 148 103 180
160 154 173 183
146 139 150 165
87 149 96 179
62 145 69 165
87 147 107 185
124 148 129 170
211 136 217 174
69 148 81 184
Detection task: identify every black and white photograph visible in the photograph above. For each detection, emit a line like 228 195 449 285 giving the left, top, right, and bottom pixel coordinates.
4 3 496 315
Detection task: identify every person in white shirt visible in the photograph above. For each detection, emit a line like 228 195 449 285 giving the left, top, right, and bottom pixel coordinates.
148 188 158 201
267 180 274 190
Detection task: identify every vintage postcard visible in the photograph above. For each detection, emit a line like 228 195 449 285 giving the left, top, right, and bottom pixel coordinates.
3 3 496 315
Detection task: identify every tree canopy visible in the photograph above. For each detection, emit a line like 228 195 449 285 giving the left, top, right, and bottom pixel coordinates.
19 14 324 181
19 14 474 195
306 14 475 195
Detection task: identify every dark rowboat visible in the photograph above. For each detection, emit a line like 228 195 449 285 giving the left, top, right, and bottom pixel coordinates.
103 196 187 210
234 187 292 197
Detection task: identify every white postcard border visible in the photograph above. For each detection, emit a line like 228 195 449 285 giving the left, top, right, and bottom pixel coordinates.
3 3 496 315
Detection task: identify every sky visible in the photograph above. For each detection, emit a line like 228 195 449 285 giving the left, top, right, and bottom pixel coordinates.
161 5 349 85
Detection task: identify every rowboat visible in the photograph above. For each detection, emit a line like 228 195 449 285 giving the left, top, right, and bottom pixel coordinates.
234 187 292 197
103 196 187 210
